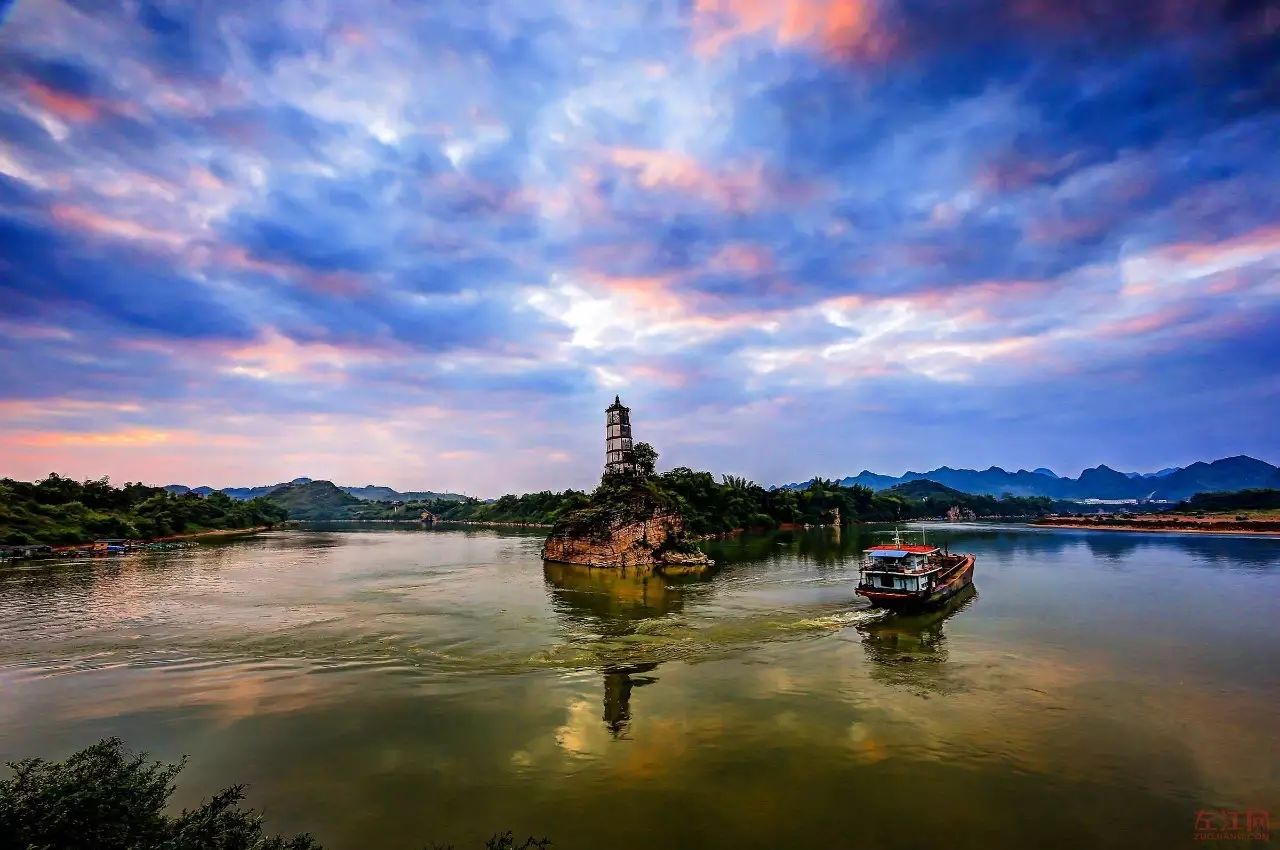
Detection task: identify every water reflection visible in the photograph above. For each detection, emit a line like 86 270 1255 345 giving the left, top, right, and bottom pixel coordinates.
702 526 879 567
698 521 1280 573
543 563 701 734
602 663 659 737
542 561 689 623
910 523 1280 569
4 526 1277 850
856 584 977 695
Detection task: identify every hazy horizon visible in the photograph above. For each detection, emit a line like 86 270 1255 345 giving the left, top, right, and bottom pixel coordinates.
2 1 1277 494
12 448 1277 499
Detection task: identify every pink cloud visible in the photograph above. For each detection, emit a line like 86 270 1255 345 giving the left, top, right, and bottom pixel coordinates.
189 167 226 191
582 272 687 314
51 203 190 247
108 328 404 385
13 428 177 448
1024 213 1110 245
693 0 893 60
335 23 368 46
708 243 775 274
622 363 691 388
23 80 102 122
217 328 398 381
607 147 767 212
1154 224 1280 266
212 246 370 296
1091 305 1196 339
976 153 1062 192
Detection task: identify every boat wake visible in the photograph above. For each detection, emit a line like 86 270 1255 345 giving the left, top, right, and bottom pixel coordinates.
0 603 886 681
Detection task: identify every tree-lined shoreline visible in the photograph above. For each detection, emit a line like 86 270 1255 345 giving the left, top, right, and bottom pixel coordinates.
0 474 286 547
6 469 1278 551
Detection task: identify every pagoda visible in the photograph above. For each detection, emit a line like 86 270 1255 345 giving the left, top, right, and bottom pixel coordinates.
539 395 711 572
605 395 636 475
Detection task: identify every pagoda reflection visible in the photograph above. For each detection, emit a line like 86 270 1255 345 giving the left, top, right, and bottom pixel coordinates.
602 662 659 735
544 562 705 734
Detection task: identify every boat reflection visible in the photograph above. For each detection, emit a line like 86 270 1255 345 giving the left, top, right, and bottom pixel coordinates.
543 562 701 735
856 583 977 694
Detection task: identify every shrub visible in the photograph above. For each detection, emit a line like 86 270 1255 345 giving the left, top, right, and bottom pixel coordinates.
0 737 319 850
1 738 551 850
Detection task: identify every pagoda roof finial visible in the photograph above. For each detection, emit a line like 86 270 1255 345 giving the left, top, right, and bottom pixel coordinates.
615 394 621 405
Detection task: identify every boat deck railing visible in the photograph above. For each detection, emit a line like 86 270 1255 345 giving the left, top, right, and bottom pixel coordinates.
860 562 944 575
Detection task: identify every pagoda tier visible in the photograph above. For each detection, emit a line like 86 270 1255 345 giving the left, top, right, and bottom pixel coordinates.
605 395 636 474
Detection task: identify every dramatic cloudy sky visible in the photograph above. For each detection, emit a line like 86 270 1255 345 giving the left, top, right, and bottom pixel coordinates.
0 0 1277 494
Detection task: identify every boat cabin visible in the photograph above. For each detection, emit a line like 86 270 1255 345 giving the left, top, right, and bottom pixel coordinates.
860 544 941 592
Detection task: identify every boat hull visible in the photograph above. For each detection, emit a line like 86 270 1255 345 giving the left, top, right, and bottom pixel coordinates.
857 555 975 611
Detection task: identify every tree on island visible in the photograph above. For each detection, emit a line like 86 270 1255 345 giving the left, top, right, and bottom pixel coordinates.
631 442 658 478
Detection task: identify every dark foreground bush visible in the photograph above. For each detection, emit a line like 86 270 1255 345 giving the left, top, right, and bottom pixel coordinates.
0 737 317 850
0 738 549 850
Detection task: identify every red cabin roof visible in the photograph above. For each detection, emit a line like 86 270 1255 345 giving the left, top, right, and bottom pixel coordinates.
865 544 938 554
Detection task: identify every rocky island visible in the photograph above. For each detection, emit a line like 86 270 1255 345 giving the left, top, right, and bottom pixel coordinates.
540 397 712 574
540 488 712 573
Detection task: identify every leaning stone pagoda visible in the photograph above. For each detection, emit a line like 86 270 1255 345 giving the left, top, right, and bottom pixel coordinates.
605 395 636 475
539 395 711 573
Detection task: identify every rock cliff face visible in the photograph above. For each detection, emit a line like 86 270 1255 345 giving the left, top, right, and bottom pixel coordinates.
541 510 711 573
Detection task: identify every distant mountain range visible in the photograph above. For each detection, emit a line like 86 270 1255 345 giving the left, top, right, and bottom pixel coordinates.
163 477 467 502
786 455 1280 501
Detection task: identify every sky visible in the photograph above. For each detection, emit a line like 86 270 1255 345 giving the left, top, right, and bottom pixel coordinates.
0 0 1277 496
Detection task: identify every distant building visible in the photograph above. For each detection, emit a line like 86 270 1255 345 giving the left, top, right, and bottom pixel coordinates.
605 395 636 475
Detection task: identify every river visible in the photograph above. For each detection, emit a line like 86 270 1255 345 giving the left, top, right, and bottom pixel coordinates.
2 524 1277 849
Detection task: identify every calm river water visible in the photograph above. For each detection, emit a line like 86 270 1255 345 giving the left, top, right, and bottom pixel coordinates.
2 524 1278 849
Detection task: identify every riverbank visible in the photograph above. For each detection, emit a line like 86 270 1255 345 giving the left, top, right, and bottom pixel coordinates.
436 519 552 529
297 518 553 529
40 525 280 557
1034 514 1280 535
149 524 280 542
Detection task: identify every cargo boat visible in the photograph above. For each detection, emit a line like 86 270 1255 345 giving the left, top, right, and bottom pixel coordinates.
855 534 975 611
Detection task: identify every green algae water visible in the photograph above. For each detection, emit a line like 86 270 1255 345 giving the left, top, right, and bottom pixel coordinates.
2 524 1278 849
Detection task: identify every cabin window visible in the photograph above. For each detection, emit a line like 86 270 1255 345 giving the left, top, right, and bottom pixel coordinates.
879 575 894 588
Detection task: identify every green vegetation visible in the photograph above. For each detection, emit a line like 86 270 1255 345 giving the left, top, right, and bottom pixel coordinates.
409 463 910 535
0 463 1066 546
401 450 1061 535
1176 488 1280 513
0 737 318 850
0 475 287 546
490 444 912 536
543 445 1058 536
658 470 901 534
551 472 680 535
424 490 592 525
254 480 573 525
0 738 548 850
884 480 1056 519
263 480 365 521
